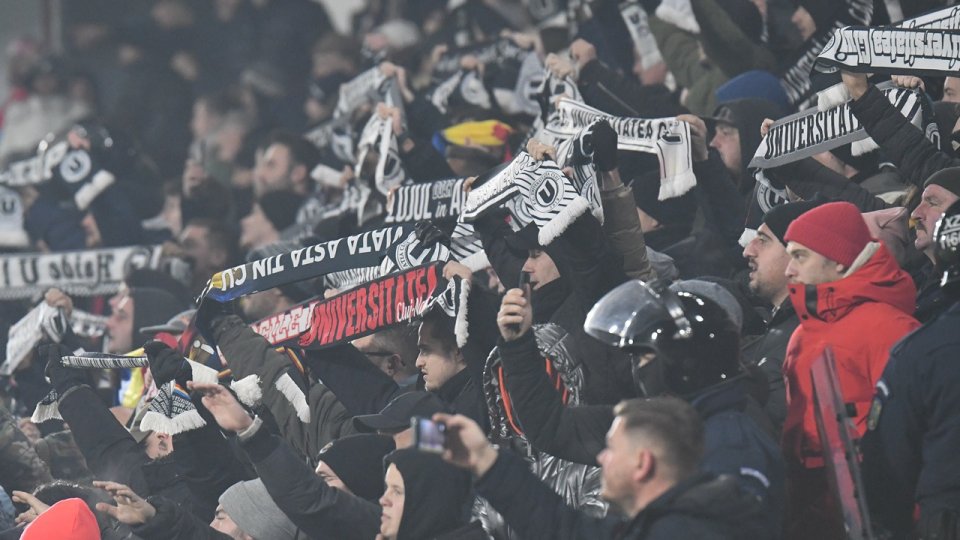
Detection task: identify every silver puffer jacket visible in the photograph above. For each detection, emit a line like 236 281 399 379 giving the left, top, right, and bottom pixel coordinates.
475 323 607 539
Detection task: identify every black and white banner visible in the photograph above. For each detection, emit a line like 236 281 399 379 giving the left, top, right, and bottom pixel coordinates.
355 112 408 196
815 26 960 77
619 1 664 70
749 85 924 169
333 67 387 119
779 0 873 108
60 352 149 369
385 178 467 223
4 304 109 376
433 38 532 81
461 152 591 245
0 186 28 248
0 139 115 211
305 116 355 164
544 98 695 200
199 225 413 303
0 245 163 301
323 225 453 291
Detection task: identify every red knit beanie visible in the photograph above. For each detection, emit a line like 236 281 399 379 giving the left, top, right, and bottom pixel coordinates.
783 201 873 268
22 498 100 540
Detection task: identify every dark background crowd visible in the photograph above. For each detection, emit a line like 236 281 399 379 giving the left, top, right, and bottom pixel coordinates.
0 0 959 539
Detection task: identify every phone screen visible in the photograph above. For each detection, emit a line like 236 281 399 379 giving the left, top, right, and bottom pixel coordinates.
412 417 446 454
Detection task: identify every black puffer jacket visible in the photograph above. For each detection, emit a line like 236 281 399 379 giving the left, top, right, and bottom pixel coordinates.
477 450 770 540
849 85 960 188
740 299 799 434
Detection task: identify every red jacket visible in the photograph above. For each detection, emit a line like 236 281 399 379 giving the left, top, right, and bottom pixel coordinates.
782 243 919 468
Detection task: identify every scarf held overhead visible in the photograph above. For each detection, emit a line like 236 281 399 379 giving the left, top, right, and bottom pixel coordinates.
198 225 413 303
749 85 924 169
815 26 960 77
250 262 466 349
0 245 163 301
543 98 695 200
460 152 592 245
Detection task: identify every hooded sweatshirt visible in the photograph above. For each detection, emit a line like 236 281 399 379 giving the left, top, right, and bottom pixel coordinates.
22 498 100 540
385 449 474 540
711 98 786 194
783 242 920 467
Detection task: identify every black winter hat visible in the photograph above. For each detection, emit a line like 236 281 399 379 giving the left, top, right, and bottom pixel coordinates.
317 434 395 501
924 166 960 198
761 200 825 244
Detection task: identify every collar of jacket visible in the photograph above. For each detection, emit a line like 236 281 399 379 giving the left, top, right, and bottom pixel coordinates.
766 296 797 330
434 365 472 405
618 472 722 535
788 242 916 328
688 376 748 419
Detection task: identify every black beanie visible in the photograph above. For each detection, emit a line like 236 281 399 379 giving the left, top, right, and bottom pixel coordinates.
761 200 824 245
257 191 303 232
316 434 395 501
385 448 471 540
924 166 960 198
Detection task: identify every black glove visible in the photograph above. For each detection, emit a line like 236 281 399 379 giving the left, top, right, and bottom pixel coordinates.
41 343 89 395
414 221 450 248
583 120 618 172
144 341 190 386
194 297 237 339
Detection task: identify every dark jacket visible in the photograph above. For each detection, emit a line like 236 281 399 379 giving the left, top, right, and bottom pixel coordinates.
766 158 895 213
849 85 960 189
0 402 52 493
476 450 770 540
577 60 680 118
132 496 233 540
56 385 198 512
212 315 359 465
238 417 381 540
476 211 635 404
498 332 785 537
862 299 960 538
307 342 490 432
741 299 799 434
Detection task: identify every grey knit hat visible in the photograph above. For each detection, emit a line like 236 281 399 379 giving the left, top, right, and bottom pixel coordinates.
219 479 299 540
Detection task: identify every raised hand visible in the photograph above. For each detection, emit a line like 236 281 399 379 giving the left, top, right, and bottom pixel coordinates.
93 481 156 525
187 382 253 433
432 413 499 477
497 288 532 342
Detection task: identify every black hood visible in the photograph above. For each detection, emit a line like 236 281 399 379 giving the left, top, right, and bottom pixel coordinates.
711 98 786 186
385 448 472 540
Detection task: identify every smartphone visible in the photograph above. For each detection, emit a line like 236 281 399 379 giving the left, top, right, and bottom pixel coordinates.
518 271 531 296
412 416 446 454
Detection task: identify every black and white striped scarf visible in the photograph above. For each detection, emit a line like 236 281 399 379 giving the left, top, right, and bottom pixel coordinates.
383 178 489 270
543 98 695 200
4 305 109 376
198 225 414 303
749 84 928 170
0 245 163 301
814 6 960 79
31 352 149 424
461 152 591 246
778 0 874 109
